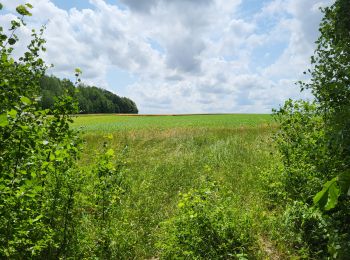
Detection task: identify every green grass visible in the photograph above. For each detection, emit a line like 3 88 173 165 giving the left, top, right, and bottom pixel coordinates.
76 114 279 258
72 113 273 132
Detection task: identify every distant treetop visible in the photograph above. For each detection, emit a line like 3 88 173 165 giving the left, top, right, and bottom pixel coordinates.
40 75 138 114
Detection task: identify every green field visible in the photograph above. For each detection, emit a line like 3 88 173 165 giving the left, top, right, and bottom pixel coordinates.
75 114 280 258
72 113 273 132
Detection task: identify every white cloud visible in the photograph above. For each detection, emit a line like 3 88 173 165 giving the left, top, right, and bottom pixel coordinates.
0 0 333 113
261 0 331 81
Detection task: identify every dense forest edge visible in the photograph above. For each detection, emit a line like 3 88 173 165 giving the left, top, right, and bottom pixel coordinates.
40 75 138 114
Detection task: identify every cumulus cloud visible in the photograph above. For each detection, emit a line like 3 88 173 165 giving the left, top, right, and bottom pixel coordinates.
0 0 333 113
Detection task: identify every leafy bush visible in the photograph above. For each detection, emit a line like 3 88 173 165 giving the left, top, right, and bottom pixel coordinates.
72 140 129 259
0 5 83 258
156 180 254 259
0 3 130 258
269 0 350 258
273 100 332 203
268 200 349 259
274 202 332 258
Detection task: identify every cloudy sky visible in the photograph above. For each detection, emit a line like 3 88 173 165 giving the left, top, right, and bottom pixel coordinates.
1 0 332 113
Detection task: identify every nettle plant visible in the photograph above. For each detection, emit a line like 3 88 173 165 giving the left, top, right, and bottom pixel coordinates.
0 3 83 258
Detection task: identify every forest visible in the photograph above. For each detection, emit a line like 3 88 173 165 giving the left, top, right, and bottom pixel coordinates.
0 1 349 259
40 75 138 114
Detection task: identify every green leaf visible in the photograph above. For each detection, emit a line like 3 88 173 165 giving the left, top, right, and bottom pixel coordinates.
16 5 32 16
20 96 32 105
29 214 44 224
313 177 340 211
10 20 20 30
106 148 114 157
0 34 7 41
25 3 33 9
0 114 8 127
8 38 16 45
0 3 3 10
8 109 17 118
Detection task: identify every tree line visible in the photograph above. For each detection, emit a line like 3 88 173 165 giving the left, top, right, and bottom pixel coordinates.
40 75 138 114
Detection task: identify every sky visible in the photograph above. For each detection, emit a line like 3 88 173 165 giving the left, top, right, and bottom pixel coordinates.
1 0 333 114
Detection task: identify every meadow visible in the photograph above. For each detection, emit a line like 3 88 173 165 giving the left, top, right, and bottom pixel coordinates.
73 114 279 258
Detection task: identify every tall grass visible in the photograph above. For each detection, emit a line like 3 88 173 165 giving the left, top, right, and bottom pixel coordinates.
76 115 278 258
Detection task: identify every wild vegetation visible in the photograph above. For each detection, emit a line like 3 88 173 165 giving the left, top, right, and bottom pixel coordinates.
0 0 349 259
77 118 276 258
0 3 126 258
40 75 138 114
265 0 350 258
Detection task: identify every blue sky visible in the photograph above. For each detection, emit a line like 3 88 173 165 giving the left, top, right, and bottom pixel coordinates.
1 0 332 113
51 0 94 10
238 0 268 18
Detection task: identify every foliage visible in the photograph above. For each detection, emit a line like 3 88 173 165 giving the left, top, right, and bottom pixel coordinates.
270 0 350 258
0 3 130 258
273 100 330 203
40 75 138 114
72 140 129 259
314 171 350 211
0 3 82 258
91 141 127 258
304 0 350 208
0 5 45 113
157 179 254 259
273 202 332 258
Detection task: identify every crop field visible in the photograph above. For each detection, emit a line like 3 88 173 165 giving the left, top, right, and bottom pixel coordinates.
74 114 280 258
72 113 273 132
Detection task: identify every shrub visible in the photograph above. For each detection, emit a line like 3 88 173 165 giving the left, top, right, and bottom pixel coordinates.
156 180 254 259
270 1 350 257
0 3 84 258
72 140 130 259
272 100 333 203
0 3 129 258
276 202 332 258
